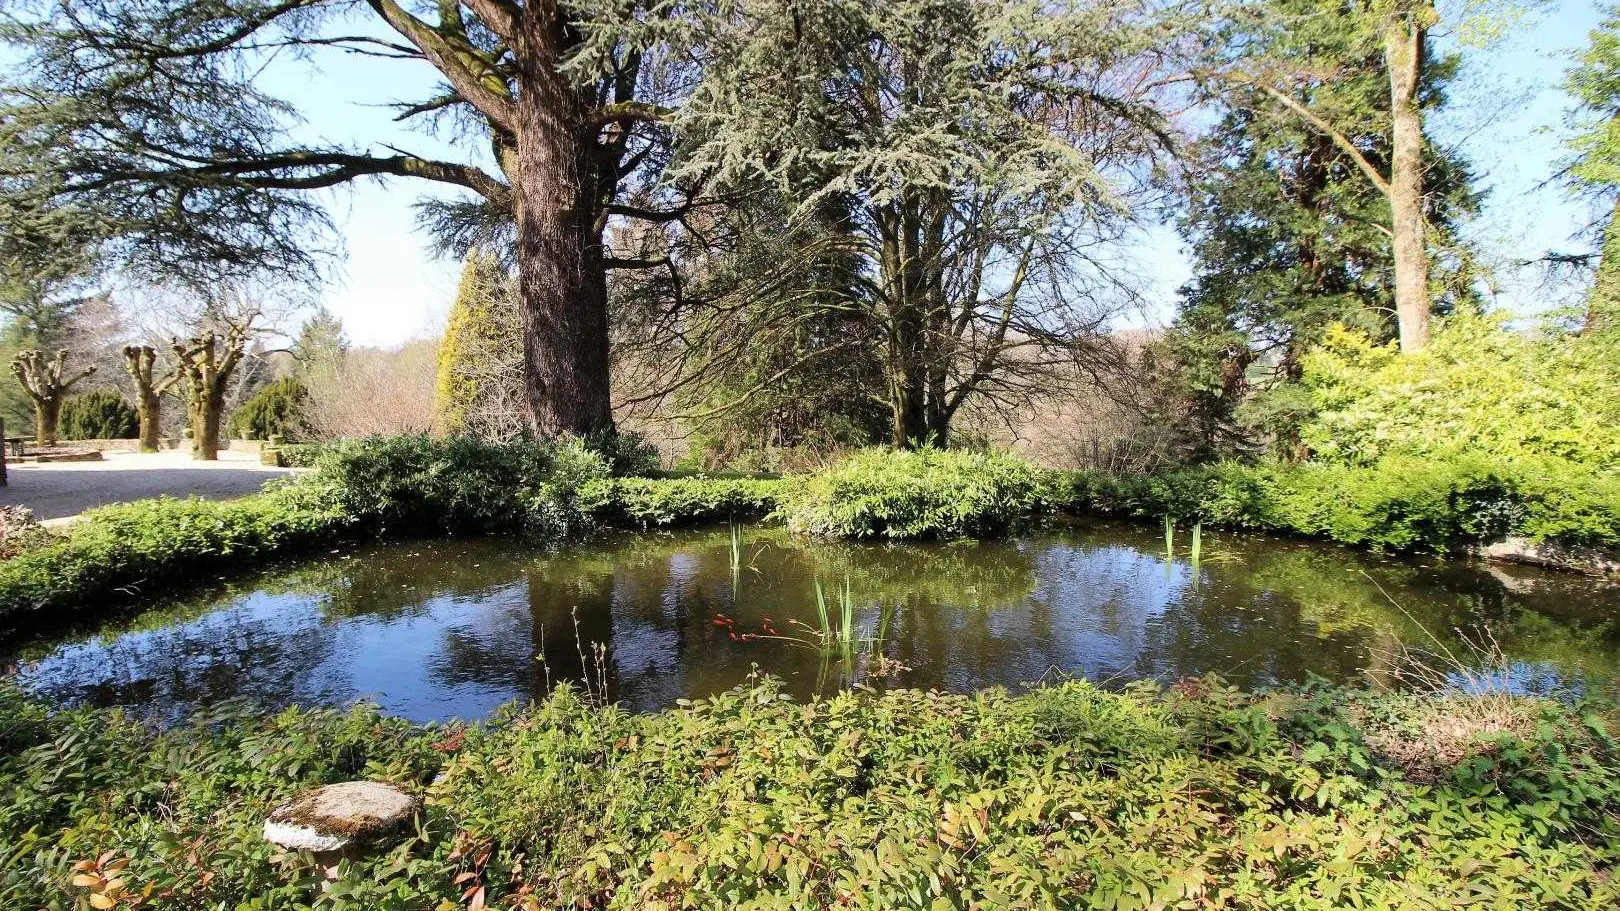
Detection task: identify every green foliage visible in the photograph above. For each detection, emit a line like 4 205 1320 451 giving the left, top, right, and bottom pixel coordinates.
277 441 328 468
1159 0 1480 461
291 306 347 382
598 476 796 527
789 447 1045 539
58 389 136 439
1567 5 1620 195
0 436 615 621
2 679 1617 909
228 376 308 441
1054 451 1620 552
0 480 349 622
1301 315 1620 469
308 435 610 539
1566 6 1620 324
585 428 662 477
434 251 521 437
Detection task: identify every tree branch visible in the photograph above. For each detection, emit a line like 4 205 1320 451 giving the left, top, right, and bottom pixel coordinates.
365 0 517 133
1243 78 1392 198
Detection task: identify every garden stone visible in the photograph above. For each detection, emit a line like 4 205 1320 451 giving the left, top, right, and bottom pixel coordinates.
262 781 418 856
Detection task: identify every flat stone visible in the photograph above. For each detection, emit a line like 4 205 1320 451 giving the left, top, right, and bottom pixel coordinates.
263 781 418 853
1481 536 1620 578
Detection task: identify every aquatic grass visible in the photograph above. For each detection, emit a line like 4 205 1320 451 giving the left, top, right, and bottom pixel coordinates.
808 576 857 661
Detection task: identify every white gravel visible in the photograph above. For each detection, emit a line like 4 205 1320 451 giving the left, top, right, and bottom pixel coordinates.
0 450 301 522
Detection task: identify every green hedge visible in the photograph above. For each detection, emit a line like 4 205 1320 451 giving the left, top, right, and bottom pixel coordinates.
2 678 1617 909
0 482 350 621
277 441 328 467
0 436 614 624
4 440 1617 624
787 447 1045 539
1050 452 1620 552
594 475 796 526
59 390 137 440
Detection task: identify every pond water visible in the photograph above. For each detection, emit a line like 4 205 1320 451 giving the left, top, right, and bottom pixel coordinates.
6 522 1620 723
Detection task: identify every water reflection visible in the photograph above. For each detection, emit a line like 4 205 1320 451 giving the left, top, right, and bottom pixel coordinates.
6 523 1619 722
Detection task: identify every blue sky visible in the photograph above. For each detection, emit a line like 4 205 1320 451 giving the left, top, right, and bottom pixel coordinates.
269 0 1608 347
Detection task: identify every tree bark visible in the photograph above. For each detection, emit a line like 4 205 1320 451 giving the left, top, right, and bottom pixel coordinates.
511 8 615 438
137 391 163 452
36 398 60 446
1385 15 1429 353
193 393 224 461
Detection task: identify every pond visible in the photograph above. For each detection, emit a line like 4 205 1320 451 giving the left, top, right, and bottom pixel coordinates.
6 522 1620 723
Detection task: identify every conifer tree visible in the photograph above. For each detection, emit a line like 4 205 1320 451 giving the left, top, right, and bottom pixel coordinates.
436 251 524 437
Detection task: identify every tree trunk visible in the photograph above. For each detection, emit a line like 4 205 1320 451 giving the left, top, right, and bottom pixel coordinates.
137 391 163 453
1385 16 1429 353
193 396 222 461
890 365 926 447
35 398 60 446
511 11 614 438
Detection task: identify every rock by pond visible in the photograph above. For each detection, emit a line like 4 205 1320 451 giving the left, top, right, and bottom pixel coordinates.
263 781 418 855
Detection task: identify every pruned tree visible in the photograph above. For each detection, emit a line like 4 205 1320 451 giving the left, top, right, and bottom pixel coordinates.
122 345 182 453
172 328 248 460
9 349 96 445
0 0 710 437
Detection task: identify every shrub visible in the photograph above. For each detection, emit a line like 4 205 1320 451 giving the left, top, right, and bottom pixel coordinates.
277 441 328 467
228 376 308 441
309 434 610 538
1301 315 1620 469
1051 451 1620 553
788 447 1045 539
0 479 349 622
586 428 662 476
598 476 795 526
1265 453 1518 551
58 390 137 440
0 436 613 622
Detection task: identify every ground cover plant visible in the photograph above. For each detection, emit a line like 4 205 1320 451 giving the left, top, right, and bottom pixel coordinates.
0 677 1615 910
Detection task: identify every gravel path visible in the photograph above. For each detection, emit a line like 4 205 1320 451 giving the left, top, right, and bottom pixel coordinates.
0 450 300 522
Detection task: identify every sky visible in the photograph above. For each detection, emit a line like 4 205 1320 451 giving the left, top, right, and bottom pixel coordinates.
263 0 1608 347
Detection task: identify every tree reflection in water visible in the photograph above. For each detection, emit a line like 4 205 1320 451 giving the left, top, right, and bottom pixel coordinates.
7 523 1619 722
